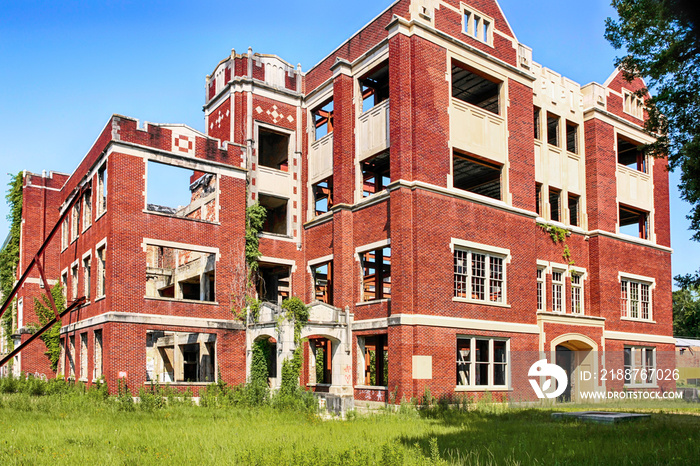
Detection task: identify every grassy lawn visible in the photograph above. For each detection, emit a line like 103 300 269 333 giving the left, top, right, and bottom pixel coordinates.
1 391 699 465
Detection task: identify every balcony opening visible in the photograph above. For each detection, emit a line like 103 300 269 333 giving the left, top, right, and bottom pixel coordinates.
258 128 289 171
360 62 389 113
453 152 502 200
620 205 649 239
569 193 580 227
547 113 560 147
146 331 216 383
549 187 562 222
312 99 334 140
360 246 391 302
146 245 216 302
311 261 333 305
146 161 217 222
360 334 388 386
452 63 500 115
313 177 333 215
259 194 288 235
258 263 291 304
310 338 332 385
617 135 646 173
536 183 543 216
566 121 578 154
362 151 390 197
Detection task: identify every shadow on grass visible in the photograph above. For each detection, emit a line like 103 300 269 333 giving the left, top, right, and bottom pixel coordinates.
400 409 700 465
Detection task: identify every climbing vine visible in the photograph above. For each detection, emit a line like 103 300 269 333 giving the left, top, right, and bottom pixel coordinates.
248 339 271 404
0 173 23 345
537 222 574 265
245 203 267 274
32 284 65 371
279 297 309 395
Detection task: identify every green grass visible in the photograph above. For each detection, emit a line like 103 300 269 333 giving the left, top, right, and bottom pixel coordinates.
1 392 699 465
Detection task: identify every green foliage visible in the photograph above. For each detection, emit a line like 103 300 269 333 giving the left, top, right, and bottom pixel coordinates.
0 172 23 343
281 296 309 344
279 345 303 397
32 284 66 371
673 285 700 337
116 378 134 411
606 0 700 286
246 296 262 322
248 339 270 405
245 203 267 273
315 346 325 383
537 222 575 265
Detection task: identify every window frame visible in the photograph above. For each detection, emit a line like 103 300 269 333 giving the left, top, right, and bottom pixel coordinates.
451 239 509 306
536 267 546 312
456 336 510 390
623 346 656 387
82 251 92 301
96 240 107 300
462 5 494 46
622 89 644 119
570 272 584 315
551 269 565 313
619 273 654 322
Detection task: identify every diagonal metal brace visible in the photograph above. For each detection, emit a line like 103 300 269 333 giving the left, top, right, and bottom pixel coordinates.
34 256 60 320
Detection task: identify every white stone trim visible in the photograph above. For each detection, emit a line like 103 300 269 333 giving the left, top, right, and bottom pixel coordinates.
352 318 389 331
95 237 107 250
60 312 244 335
259 256 297 273
141 238 219 257
81 249 92 260
388 314 539 334
604 331 674 345
354 238 391 256
308 254 333 268
618 271 656 287
449 238 510 258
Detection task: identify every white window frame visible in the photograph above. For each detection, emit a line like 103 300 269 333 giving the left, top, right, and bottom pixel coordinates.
551 269 565 313
462 4 494 46
570 272 584 315
456 336 510 390
82 250 92 301
536 267 546 312
71 260 79 300
451 239 510 306
79 332 88 382
61 217 70 251
82 190 92 232
619 272 654 322
96 239 107 300
93 329 103 381
71 203 80 242
96 163 107 219
622 89 644 119
624 346 656 387
61 269 68 301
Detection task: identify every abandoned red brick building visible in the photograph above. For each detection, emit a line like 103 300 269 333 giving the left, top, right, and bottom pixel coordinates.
5 0 675 406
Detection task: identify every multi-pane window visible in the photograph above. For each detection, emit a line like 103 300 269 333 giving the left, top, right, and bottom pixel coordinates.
71 203 80 241
454 249 504 303
82 190 92 231
456 337 508 388
61 217 69 250
463 8 493 45
620 279 652 320
71 263 79 300
536 268 545 312
360 247 391 302
623 90 644 119
93 330 103 380
552 270 564 313
624 346 655 386
96 245 106 298
83 256 91 300
97 164 107 217
571 273 583 314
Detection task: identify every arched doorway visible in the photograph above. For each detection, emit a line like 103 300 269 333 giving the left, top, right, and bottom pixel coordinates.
551 335 598 403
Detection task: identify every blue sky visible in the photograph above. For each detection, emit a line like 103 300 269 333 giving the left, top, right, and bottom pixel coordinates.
0 0 697 283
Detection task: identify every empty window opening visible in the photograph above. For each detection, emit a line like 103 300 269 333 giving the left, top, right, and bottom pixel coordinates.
310 338 332 385
71 263 79 300
83 256 91 300
453 153 502 200
72 203 80 241
93 330 103 380
534 107 541 140
313 177 333 215
361 247 391 302
452 64 500 115
566 121 578 154
259 194 288 235
547 114 560 147
258 127 290 171
361 334 388 386
145 245 216 302
549 187 561 222
97 164 107 216
312 262 333 305
535 183 542 216
623 90 645 119
568 194 580 227
61 217 69 250
146 331 216 383
147 161 217 222
96 245 106 298
68 336 76 378
312 99 334 140
617 135 647 172
82 190 92 231
360 63 389 113
258 264 291 305
619 205 649 239
80 333 88 380
362 151 390 197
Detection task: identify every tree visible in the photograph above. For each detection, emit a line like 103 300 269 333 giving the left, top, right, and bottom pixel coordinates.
673 286 700 337
605 0 700 286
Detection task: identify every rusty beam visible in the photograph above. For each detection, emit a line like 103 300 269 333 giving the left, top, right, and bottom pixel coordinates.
34 256 60 320
0 297 85 368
